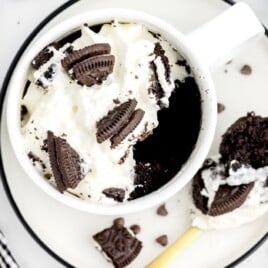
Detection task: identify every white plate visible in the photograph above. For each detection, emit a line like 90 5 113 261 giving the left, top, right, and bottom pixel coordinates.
1 0 268 267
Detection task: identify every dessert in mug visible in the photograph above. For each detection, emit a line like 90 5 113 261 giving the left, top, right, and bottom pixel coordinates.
21 21 201 203
192 113 268 229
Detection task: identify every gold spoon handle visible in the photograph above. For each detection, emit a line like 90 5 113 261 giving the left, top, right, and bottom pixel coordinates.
146 226 202 268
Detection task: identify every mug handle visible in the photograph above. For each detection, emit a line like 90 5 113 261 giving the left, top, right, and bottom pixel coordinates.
187 2 264 69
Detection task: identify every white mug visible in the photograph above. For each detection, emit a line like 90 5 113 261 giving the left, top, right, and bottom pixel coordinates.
6 3 264 215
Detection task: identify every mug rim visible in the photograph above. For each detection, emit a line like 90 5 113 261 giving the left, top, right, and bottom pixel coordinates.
6 8 217 215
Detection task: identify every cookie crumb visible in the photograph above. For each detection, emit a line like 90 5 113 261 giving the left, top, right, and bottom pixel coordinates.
157 203 168 216
240 64 252 75
156 235 168 246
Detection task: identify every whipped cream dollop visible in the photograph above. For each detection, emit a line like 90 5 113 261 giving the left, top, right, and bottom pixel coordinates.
191 156 268 230
21 22 190 203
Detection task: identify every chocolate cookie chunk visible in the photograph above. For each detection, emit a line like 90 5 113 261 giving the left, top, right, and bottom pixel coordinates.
32 43 59 69
47 131 83 192
102 187 125 202
148 62 165 107
73 55 115 86
154 42 171 82
96 99 137 143
111 109 145 148
93 220 142 268
220 113 268 169
61 43 111 70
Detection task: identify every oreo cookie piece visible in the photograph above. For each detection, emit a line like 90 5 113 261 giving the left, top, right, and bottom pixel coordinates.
36 63 57 88
73 55 115 86
111 109 145 148
148 62 165 107
208 182 255 216
102 187 125 202
192 164 254 216
61 43 111 71
96 99 137 143
93 220 142 268
32 43 59 69
47 131 83 192
153 42 171 82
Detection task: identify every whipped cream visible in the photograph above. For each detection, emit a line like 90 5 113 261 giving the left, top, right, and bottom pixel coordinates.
192 156 268 230
21 22 190 203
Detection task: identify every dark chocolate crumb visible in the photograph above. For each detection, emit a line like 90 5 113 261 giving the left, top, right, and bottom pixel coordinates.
240 64 252 75
28 151 46 171
102 188 125 202
217 103 225 113
118 149 130 164
130 224 141 235
156 204 168 216
41 139 48 152
113 98 120 104
156 235 168 246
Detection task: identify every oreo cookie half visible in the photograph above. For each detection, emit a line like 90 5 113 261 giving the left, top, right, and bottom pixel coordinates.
111 109 145 148
73 55 115 86
93 220 142 268
61 43 111 70
192 165 254 217
47 131 83 192
208 182 254 216
96 99 137 143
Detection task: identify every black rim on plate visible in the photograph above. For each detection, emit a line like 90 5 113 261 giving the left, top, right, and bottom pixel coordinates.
0 0 267 267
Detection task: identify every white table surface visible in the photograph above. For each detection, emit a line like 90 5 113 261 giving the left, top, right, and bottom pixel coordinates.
0 0 267 267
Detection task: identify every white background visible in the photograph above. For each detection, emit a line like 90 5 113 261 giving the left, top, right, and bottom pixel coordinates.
0 0 268 267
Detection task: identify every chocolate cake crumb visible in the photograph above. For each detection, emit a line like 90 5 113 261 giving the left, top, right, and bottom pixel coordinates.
156 235 168 246
220 112 268 168
217 103 225 113
156 204 168 216
240 64 252 75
